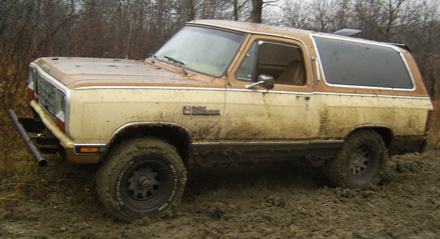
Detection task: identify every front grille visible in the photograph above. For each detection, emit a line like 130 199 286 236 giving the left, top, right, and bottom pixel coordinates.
36 74 57 117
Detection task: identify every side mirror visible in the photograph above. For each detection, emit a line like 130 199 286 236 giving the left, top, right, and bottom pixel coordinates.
245 74 275 90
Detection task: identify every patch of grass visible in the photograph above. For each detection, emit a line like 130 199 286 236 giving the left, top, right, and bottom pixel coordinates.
0 151 98 208
0 155 43 206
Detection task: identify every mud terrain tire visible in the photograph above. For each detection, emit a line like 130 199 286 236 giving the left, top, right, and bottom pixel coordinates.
96 137 187 222
325 130 388 188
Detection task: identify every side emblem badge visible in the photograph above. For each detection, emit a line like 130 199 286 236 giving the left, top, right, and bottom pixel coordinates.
183 106 220 115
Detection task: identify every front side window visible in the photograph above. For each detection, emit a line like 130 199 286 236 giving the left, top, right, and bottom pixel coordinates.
155 26 245 77
235 40 306 85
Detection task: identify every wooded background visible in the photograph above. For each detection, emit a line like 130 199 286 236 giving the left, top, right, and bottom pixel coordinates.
1 0 439 152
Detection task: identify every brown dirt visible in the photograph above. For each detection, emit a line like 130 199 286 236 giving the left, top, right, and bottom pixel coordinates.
1 149 440 239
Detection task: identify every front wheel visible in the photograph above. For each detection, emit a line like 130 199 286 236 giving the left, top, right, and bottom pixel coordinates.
325 130 389 188
96 137 187 222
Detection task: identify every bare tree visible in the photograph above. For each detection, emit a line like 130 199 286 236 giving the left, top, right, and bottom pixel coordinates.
281 0 311 28
353 0 420 41
405 0 440 99
232 0 251 21
251 0 263 22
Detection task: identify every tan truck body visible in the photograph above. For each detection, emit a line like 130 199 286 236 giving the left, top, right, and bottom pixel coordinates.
10 20 433 221
25 20 432 165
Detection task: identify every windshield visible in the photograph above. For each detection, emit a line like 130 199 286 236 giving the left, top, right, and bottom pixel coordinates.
155 26 245 77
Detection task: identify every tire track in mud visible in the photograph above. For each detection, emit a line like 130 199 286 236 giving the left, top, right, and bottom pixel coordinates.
1 150 439 238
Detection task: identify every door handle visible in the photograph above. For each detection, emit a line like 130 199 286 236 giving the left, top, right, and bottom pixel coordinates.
296 95 310 101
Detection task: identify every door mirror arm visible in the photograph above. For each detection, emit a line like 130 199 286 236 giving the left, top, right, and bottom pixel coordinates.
245 74 275 90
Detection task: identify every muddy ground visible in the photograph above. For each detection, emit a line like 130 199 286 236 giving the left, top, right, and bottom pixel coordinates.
1 149 439 239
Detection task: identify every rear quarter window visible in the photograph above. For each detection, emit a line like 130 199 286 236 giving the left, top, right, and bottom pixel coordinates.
312 35 414 90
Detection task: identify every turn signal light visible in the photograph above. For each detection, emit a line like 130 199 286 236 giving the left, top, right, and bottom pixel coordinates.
27 89 35 99
80 147 99 153
56 118 65 132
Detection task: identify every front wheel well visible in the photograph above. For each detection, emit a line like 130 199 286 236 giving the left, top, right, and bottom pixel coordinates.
107 124 192 165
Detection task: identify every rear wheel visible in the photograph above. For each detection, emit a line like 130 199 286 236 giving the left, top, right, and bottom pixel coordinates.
325 130 388 188
96 137 187 222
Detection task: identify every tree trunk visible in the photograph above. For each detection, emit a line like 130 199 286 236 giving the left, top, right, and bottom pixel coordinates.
251 0 263 23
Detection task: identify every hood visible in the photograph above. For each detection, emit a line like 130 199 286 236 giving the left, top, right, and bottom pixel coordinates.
34 57 218 89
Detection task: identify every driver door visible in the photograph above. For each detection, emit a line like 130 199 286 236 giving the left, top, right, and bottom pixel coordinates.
222 36 318 145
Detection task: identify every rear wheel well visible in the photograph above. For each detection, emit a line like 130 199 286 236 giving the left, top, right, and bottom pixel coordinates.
107 124 192 165
346 127 393 148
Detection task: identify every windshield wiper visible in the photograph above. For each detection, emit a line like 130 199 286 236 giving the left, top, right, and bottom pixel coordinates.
164 56 188 75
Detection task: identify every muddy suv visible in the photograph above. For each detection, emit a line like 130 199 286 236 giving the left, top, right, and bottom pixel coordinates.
10 20 434 222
